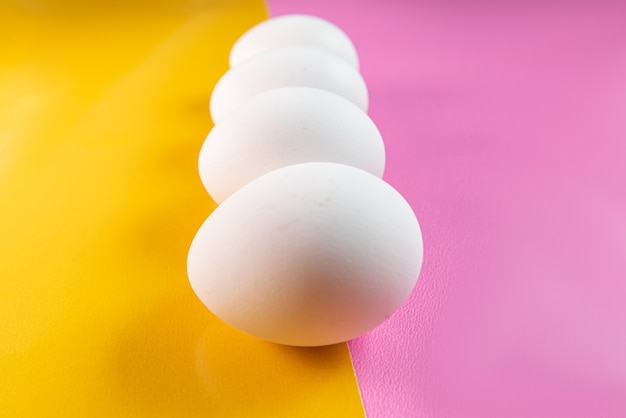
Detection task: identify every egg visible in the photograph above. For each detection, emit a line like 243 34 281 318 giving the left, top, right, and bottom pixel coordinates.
199 87 385 203
209 46 368 124
229 14 359 69
187 162 423 347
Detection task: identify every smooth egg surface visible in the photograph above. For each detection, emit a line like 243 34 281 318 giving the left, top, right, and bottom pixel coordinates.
187 162 423 347
200 87 385 203
229 14 359 69
209 46 368 124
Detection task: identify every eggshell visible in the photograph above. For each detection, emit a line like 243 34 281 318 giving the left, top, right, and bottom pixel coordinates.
210 46 368 124
229 14 359 69
187 162 423 347
200 87 385 203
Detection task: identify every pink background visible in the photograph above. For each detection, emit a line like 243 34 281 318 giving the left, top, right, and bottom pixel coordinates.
267 1 626 417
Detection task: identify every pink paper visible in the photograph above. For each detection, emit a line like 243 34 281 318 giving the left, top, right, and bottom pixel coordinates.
267 1 626 416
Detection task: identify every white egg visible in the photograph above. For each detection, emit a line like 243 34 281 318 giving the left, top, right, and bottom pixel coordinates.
200 87 385 204
210 46 368 124
229 14 359 69
187 162 423 347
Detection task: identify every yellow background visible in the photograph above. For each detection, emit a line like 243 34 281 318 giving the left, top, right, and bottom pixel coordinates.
0 1 364 416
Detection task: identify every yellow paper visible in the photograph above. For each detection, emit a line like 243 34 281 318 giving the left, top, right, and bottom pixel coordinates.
0 1 364 416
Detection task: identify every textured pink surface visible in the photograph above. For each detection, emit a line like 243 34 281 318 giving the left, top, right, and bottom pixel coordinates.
267 1 626 417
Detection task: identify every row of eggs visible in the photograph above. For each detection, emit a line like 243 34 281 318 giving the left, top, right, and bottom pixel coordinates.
187 15 424 347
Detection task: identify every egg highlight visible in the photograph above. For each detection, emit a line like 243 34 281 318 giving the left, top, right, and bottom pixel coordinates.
187 162 423 347
209 46 368 124
200 87 385 203
229 14 359 69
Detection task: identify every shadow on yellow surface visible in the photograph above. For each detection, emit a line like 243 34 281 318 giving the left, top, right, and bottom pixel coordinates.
0 1 364 416
112 297 353 416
